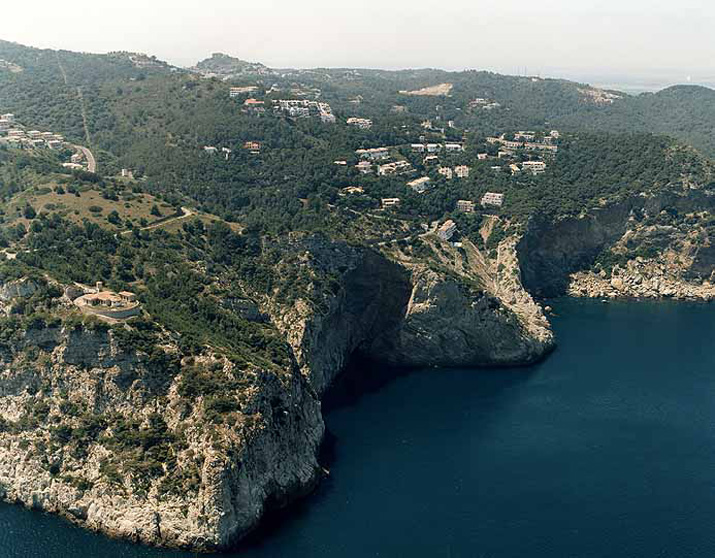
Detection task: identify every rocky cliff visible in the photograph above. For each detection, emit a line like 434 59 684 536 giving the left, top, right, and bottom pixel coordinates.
517 189 715 299
0 230 554 551
266 233 553 394
0 298 324 550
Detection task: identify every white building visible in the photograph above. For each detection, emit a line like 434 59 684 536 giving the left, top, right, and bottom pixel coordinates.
481 192 504 207
381 198 401 208
347 117 373 130
356 161 373 174
411 144 426 153
230 86 258 98
454 165 470 178
356 147 389 160
378 160 412 176
438 167 453 180
522 161 547 175
456 200 476 213
204 146 218 154
444 143 464 152
514 131 536 142
437 220 457 241
408 177 431 193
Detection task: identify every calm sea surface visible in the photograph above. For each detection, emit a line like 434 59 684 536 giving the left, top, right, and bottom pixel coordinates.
4 299 715 557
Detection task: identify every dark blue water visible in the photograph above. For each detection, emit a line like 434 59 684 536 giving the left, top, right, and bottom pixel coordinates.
4 299 715 558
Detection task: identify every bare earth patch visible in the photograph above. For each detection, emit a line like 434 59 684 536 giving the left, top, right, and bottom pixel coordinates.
399 83 453 97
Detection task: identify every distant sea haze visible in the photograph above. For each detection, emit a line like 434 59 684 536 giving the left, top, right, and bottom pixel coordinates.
550 69 715 94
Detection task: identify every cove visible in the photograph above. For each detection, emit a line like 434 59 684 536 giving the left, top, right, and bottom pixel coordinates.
4 298 715 557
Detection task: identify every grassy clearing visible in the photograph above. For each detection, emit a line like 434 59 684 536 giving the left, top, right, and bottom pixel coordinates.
3 185 175 232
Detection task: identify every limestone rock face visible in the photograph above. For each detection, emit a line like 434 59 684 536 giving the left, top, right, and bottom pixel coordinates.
0 234 555 551
518 190 715 300
0 324 323 551
266 235 553 393
368 265 552 367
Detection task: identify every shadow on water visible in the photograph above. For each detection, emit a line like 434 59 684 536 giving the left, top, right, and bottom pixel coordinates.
236 354 415 552
321 354 417 413
237 352 547 553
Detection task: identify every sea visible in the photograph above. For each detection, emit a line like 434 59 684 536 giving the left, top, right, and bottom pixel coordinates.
4 298 715 557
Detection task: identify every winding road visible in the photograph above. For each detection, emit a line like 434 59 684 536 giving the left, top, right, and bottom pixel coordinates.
119 207 195 236
74 145 97 173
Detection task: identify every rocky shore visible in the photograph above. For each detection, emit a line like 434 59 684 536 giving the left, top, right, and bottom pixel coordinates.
569 258 715 300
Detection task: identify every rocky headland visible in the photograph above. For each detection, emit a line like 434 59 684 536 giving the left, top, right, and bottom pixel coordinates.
0 228 554 551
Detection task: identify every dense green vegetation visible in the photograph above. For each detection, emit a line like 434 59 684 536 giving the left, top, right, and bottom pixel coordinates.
1 38 715 370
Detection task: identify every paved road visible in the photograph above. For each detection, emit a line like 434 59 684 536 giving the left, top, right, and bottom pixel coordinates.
74 145 96 173
119 207 195 236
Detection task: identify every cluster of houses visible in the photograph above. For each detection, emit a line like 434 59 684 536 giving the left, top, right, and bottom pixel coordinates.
411 142 464 154
469 98 501 111
0 112 91 171
229 85 259 98
453 192 504 213
274 99 336 123
378 160 413 176
0 114 66 150
0 59 22 73
347 117 372 130
438 165 470 180
242 98 266 114
355 147 390 174
487 130 560 154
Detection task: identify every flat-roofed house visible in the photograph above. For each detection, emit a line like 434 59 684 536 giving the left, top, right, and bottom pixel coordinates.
356 147 389 160
454 165 470 178
456 200 476 213
408 177 431 193
438 167 454 180
437 220 457 241
381 197 401 208
356 160 373 174
481 192 504 207
522 160 547 174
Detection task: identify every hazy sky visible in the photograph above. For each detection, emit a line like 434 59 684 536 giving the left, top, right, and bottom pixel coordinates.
3 0 714 83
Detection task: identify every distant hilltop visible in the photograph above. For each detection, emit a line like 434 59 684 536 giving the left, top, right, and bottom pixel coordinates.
191 52 275 79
